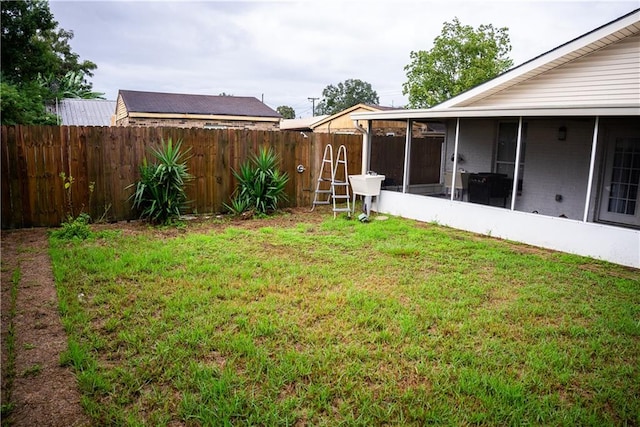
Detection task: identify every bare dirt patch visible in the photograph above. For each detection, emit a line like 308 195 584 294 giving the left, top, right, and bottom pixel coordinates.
1 228 90 427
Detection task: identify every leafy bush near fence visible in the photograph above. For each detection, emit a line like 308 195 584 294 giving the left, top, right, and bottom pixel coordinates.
226 147 289 216
129 138 193 224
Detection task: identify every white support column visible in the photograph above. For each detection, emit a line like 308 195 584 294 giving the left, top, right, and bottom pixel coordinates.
583 116 600 222
366 120 372 173
359 120 372 174
402 120 413 193
451 118 461 201
510 117 524 211
354 119 372 174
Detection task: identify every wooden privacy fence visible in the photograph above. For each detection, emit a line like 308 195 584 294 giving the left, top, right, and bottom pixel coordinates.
1 126 363 228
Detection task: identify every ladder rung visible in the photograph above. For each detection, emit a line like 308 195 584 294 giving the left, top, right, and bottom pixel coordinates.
332 195 350 199
313 200 331 205
332 181 348 186
332 208 352 212
315 190 332 194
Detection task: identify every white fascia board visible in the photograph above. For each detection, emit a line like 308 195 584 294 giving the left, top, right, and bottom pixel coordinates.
436 10 640 109
351 105 640 121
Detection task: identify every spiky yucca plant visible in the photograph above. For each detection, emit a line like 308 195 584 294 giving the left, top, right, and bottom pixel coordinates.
226 147 289 216
129 138 193 224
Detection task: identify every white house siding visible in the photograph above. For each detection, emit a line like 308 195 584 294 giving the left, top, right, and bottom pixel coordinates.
470 34 640 108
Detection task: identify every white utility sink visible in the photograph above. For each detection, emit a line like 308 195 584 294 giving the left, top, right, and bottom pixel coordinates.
349 174 385 217
349 174 386 196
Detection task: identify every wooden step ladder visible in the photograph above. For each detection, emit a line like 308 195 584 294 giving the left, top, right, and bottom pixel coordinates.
311 144 351 218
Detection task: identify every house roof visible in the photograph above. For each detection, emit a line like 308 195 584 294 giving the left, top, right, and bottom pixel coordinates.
118 90 281 118
50 99 116 126
353 9 640 121
310 103 400 129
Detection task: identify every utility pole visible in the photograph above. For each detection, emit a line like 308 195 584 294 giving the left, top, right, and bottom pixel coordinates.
308 97 319 116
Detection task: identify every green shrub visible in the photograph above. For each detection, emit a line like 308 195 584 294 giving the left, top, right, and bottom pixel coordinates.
51 213 92 240
129 138 193 224
226 147 289 216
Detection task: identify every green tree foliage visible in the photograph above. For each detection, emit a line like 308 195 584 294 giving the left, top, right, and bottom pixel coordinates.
403 18 513 108
316 79 379 115
276 105 295 119
1 0 99 124
0 81 57 125
37 71 104 99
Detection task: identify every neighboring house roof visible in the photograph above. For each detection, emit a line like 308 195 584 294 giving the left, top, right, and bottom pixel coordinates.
310 103 400 129
49 99 116 126
352 9 640 121
280 115 329 131
117 90 281 118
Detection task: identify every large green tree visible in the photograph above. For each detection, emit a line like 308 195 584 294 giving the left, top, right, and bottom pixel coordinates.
316 79 379 116
1 0 100 124
403 18 513 108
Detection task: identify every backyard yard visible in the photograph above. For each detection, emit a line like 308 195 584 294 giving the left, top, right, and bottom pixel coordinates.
3 206 639 425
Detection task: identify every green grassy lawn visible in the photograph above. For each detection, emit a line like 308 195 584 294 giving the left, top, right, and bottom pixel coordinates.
49 209 639 426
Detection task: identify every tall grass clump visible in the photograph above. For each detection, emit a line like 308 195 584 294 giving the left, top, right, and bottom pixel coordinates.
226 147 289 216
129 137 193 224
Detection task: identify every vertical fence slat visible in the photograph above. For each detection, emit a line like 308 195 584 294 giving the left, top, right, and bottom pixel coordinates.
1 126 19 228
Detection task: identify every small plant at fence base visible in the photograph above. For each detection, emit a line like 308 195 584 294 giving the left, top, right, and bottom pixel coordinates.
129 137 193 224
53 173 94 240
226 147 289 217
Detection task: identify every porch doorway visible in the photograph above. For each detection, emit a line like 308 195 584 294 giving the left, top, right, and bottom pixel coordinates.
598 131 640 228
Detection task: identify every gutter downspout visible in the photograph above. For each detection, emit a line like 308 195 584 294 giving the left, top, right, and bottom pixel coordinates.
583 116 600 222
353 119 370 174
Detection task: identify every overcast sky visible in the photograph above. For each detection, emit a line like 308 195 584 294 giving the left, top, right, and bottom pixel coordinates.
49 0 637 117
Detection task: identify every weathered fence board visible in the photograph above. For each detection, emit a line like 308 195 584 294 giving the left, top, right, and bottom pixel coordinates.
1 126 366 228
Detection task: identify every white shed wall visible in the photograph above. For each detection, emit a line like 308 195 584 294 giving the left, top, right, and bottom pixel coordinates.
471 34 640 108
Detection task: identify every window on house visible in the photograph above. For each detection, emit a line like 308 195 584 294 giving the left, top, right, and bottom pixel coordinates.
607 137 640 215
495 122 526 180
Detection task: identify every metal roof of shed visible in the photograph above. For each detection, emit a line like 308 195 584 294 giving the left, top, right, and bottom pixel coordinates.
52 99 116 126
